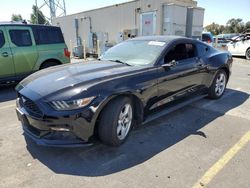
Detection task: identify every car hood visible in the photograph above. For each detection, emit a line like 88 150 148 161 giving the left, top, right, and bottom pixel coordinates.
18 61 144 97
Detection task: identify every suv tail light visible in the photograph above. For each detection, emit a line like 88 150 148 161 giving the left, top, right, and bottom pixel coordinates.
64 48 71 58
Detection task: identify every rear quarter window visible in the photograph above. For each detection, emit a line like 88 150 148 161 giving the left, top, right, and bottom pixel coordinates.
33 27 64 45
0 30 5 48
197 43 210 56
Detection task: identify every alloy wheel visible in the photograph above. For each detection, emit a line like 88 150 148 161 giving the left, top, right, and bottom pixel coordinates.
215 73 226 96
117 104 133 140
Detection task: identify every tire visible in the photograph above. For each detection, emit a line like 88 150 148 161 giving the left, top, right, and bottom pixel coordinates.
246 48 250 60
208 69 228 99
98 97 134 146
40 61 60 70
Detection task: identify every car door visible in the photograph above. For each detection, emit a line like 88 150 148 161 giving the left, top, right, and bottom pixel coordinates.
227 41 237 55
151 41 206 110
0 26 15 79
5 26 38 77
239 36 250 55
230 36 245 55
235 38 245 55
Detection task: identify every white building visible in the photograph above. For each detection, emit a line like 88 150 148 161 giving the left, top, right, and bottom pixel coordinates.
52 0 204 56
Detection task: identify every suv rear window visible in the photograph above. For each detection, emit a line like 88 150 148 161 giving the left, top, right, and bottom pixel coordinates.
9 30 32 47
33 27 64 45
0 30 5 48
202 34 212 42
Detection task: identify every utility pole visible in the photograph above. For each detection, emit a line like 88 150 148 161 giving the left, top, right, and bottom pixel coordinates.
35 0 66 23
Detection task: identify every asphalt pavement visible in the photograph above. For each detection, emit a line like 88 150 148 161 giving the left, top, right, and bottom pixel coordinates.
0 57 249 188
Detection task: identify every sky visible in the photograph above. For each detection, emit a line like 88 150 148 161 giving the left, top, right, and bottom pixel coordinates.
0 0 249 26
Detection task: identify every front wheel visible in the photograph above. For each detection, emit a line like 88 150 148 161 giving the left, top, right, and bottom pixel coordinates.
98 97 134 146
208 69 228 99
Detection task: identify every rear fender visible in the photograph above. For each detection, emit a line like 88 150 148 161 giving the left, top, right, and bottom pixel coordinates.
206 52 232 87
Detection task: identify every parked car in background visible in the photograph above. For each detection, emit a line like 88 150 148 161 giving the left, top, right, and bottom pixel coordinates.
227 33 250 59
214 33 239 48
202 32 214 45
16 36 233 147
217 33 239 40
0 23 70 84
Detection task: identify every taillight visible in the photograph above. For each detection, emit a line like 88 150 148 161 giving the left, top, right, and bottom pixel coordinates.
64 48 70 58
207 40 211 43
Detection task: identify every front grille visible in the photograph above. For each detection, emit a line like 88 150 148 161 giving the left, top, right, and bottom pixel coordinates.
19 95 43 117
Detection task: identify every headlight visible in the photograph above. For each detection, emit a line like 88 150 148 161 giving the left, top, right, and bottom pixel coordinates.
50 96 95 111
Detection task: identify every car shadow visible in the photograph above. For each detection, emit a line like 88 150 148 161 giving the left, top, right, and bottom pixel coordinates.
25 88 249 177
0 85 17 103
233 56 247 60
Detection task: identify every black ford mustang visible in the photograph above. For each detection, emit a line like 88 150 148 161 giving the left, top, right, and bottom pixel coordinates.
16 36 233 147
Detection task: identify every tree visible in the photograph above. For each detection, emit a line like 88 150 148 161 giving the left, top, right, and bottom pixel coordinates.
205 18 249 35
29 5 49 24
245 21 250 30
205 23 225 35
225 18 245 33
11 14 23 22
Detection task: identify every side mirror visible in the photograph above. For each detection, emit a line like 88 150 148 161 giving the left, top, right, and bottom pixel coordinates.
162 60 178 68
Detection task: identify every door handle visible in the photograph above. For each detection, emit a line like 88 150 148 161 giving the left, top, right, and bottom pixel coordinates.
2 52 9 57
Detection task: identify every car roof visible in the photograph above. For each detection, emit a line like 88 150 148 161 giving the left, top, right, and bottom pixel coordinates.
0 22 60 29
130 35 187 43
202 32 213 36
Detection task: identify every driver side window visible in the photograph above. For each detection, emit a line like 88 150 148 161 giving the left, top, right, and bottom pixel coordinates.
164 43 196 63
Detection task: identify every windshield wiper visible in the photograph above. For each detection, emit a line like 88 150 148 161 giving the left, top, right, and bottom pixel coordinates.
108 59 131 66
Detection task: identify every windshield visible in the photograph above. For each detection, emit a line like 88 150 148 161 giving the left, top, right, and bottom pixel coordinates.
100 40 166 66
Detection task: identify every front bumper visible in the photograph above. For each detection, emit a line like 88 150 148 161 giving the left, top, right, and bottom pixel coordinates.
16 106 94 147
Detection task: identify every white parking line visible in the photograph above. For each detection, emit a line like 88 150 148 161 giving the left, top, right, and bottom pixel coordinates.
0 104 16 110
193 131 250 188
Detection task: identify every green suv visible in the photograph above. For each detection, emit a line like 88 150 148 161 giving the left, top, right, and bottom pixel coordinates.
0 23 70 84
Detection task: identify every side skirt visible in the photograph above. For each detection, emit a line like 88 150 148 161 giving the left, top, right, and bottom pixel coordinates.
143 94 207 125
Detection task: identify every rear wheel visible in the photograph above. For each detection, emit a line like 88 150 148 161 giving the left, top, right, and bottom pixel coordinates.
208 69 227 99
40 61 60 70
98 97 133 146
246 48 250 60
